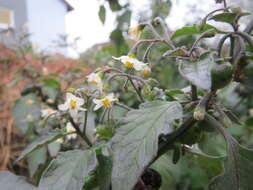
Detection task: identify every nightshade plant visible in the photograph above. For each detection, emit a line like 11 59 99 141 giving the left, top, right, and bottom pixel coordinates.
1 1 253 190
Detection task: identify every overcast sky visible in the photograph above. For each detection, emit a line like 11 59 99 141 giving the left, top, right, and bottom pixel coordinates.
65 0 219 55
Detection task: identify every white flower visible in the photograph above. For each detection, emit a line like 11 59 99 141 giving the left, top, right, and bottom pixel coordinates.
41 108 56 118
93 93 118 111
86 72 103 87
58 93 86 119
66 122 77 140
112 55 147 71
141 65 151 77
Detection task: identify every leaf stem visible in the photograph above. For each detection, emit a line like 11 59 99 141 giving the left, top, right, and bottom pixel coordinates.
115 102 132 111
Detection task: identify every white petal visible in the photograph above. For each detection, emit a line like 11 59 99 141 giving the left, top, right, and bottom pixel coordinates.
134 61 146 71
112 56 122 61
69 109 78 119
107 93 115 100
75 97 84 106
58 103 69 111
93 98 102 104
93 103 103 111
66 93 76 100
79 107 87 111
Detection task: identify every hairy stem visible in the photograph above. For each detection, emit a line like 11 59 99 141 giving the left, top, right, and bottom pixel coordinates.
69 117 92 147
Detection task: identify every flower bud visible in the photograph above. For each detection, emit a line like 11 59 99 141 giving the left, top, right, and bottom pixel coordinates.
193 107 206 121
67 88 76 94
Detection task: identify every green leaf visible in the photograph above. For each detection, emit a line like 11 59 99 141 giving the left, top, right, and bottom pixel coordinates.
16 130 67 162
205 115 253 190
38 149 98 190
171 24 218 39
12 93 41 133
110 28 124 45
39 78 61 100
39 78 61 89
209 12 250 24
27 147 47 177
117 10 132 28
111 101 183 190
98 5 106 24
0 171 36 190
108 0 121 12
178 58 212 90
209 12 237 24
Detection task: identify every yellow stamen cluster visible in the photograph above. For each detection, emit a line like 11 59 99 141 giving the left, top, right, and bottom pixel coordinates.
69 100 77 109
102 98 111 108
124 61 134 68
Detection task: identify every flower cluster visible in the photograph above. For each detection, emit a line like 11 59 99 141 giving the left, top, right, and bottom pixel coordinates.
53 54 152 139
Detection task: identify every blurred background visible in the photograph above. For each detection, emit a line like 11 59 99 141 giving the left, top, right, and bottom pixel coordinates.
0 0 253 189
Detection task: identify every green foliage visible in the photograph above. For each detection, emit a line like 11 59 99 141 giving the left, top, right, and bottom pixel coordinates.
171 24 218 40
38 150 98 190
111 101 183 190
3 1 253 190
12 93 41 133
178 57 212 90
16 129 67 162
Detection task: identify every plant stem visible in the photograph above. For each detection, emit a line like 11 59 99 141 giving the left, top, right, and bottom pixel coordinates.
155 116 196 160
128 77 145 103
191 84 198 101
83 97 89 137
69 117 92 147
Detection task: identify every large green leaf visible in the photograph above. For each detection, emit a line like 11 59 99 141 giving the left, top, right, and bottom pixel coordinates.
12 93 41 133
111 101 183 190
16 129 67 162
171 24 217 39
206 115 253 190
38 150 98 190
178 58 212 90
0 171 36 190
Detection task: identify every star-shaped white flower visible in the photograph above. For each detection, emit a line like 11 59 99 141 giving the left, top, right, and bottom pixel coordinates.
112 55 147 71
86 72 103 87
41 108 56 118
66 122 77 140
58 93 86 119
93 93 118 111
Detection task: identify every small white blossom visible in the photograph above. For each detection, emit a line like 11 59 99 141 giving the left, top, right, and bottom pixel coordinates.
41 108 56 118
58 93 86 119
66 122 77 140
86 72 103 87
112 55 147 71
141 65 151 77
93 93 118 111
